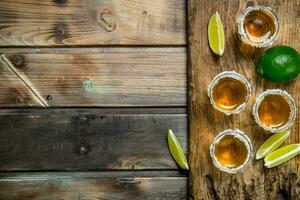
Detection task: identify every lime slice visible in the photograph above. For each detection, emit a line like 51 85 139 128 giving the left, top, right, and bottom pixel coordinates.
208 11 225 56
167 129 189 170
264 144 300 168
256 129 290 160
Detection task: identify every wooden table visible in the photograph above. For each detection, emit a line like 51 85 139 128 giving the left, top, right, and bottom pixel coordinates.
0 1 187 199
189 0 300 200
1 0 300 199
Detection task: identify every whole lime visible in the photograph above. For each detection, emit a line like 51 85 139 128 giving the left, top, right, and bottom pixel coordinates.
257 46 300 83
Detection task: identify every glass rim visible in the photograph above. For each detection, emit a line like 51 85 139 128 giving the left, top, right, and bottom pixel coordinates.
207 71 252 115
236 5 279 48
252 89 296 132
209 129 253 174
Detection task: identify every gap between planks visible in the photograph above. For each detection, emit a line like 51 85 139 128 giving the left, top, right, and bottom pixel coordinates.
0 107 187 115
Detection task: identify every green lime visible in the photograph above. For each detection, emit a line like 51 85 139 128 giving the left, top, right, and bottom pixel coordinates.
167 129 189 170
264 144 300 168
208 11 225 56
256 129 290 160
257 46 300 83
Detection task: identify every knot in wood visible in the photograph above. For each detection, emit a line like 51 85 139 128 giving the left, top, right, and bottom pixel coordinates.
79 145 89 155
11 55 25 68
46 95 53 100
97 8 116 32
15 95 25 104
57 26 65 35
53 22 69 42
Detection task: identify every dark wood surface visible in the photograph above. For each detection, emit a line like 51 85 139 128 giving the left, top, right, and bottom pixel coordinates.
0 48 186 107
0 172 187 200
0 109 186 171
188 0 300 199
0 0 185 46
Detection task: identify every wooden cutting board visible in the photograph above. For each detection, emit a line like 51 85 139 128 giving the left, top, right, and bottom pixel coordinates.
188 0 300 199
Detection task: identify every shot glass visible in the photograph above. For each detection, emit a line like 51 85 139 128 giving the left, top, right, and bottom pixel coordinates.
253 89 296 132
208 71 252 115
210 129 253 174
236 5 279 48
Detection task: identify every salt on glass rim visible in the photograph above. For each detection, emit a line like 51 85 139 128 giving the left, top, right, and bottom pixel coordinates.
210 129 253 174
207 71 252 115
236 5 279 48
252 89 296 133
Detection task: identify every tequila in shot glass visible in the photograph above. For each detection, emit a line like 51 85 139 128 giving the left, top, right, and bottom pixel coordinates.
210 129 253 173
253 89 296 132
208 71 251 115
237 5 279 48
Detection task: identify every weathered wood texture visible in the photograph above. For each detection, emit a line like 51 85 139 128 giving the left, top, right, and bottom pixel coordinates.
0 172 187 200
0 0 185 46
0 110 187 170
0 56 41 107
188 0 300 200
0 48 186 107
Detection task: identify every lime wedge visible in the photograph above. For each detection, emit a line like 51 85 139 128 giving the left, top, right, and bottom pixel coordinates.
256 129 290 160
208 11 225 56
264 144 300 168
167 129 189 170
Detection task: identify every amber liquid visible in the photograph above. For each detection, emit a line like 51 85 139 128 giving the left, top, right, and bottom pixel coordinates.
244 9 276 43
258 94 291 128
212 77 248 111
214 135 248 168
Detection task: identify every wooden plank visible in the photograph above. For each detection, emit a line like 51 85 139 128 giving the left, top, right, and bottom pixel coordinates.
0 110 187 170
188 0 300 200
0 172 187 200
0 58 42 107
0 47 186 107
0 0 185 46
0 171 187 177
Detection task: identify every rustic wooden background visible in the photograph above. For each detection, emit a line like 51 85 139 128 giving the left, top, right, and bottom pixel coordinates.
189 0 300 200
0 0 187 199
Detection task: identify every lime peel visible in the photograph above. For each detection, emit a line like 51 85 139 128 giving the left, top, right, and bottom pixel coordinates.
257 46 300 83
264 144 300 168
167 129 189 170
256 129 290 160
208 11 225 56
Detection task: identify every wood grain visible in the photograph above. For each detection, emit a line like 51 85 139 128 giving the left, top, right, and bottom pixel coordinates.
0 109 187 170
0 0 185 46
188 0 300 199
0 172 187 200
0 48 186 107
0 57 41 107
